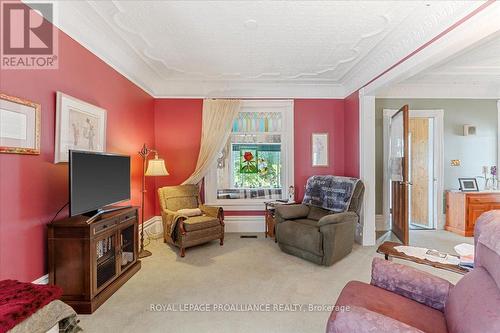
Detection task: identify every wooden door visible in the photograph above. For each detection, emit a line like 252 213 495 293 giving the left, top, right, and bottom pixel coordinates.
409 118 431 228
390 105 410 244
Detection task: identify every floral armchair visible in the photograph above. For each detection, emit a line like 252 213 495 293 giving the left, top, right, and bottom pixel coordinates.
158 185 224 257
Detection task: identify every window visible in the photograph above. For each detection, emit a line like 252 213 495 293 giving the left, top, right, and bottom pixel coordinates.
205 100 294 210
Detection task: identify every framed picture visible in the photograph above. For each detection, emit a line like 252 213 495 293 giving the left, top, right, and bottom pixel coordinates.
312 133 328 167
0 93 41 155
458 178 479 192
55 92 106 163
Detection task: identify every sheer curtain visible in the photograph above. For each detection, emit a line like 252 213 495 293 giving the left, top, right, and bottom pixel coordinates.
182 99 241 185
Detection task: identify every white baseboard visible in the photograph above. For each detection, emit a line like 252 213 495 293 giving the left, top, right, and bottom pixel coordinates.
376 214 390 231
144 215 265 234
141 216 163 239
32 274 49 285
224 216 265 233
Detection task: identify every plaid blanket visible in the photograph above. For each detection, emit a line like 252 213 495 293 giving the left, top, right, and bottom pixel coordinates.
302 176 359 212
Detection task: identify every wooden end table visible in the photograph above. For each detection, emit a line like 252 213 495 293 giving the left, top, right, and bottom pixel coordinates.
377 241 469 275
264 201 295 242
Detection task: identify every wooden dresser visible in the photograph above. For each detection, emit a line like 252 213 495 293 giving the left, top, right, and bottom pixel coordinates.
48 207 141 314
445 191 500 236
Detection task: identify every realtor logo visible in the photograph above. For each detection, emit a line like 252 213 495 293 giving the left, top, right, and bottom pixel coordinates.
1 1 58 69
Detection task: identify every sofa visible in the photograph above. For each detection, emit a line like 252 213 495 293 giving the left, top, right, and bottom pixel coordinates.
326 210 500 333
274 179 364 266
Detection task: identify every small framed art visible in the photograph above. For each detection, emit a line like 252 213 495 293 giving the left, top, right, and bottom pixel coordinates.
312 133 328 167
458 178 479 192
0 93 41 155
55 92 107 163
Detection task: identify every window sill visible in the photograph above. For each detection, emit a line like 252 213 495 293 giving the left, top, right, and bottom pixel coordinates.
205 199 271 211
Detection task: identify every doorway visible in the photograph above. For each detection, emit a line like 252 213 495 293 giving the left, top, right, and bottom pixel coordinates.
383 109 444 238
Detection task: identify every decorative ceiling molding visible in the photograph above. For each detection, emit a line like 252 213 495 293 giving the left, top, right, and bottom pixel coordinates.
377 31 500 99
342 1 482 95
40 1 489 98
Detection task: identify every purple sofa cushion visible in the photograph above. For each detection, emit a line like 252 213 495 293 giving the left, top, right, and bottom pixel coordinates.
327 305 424 333
371 258 453 311
333 281 448 333
474 210 500 265
476 242 500 290
445 267 500 333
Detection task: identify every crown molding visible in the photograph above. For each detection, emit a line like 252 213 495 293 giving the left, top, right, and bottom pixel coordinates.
376 82 500 99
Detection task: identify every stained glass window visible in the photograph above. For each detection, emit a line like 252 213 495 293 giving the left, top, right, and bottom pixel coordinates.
216 109 286 200
232 144 281 188
232 112 282 133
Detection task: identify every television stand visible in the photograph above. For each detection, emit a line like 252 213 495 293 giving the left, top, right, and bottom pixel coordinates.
83 205 133 224
48 207 141 314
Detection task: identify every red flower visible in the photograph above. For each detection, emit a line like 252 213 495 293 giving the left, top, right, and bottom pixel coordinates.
243 152 254 162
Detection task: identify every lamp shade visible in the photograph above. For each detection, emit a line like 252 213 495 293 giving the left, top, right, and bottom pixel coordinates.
145 158 169 176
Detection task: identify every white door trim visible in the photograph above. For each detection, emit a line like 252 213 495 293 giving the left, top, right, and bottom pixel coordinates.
382 109 444 231
497 100 500 171
359 91 376 246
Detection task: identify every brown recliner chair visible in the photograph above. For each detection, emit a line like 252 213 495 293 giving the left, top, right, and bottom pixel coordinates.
158 185 224 257
275 180 364 266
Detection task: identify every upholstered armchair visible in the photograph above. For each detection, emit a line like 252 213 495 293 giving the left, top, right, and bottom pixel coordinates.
275 179 364 266
327 210 500 333
158 185 224 257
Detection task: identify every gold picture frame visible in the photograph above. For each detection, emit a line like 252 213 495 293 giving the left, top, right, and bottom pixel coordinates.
312 133 329 167
0 93 41 155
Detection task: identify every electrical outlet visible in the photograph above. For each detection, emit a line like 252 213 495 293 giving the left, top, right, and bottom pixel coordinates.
451 159 461 166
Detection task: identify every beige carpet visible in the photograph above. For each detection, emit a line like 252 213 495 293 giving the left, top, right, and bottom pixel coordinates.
79 230 471 333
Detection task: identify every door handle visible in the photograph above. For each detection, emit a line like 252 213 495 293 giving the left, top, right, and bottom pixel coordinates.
399 181 413 186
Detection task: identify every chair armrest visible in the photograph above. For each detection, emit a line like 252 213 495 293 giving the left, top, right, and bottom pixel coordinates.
200 204 223 219
317 212 358 227
327 305 424 333
371 258 453 311
275 204 310 222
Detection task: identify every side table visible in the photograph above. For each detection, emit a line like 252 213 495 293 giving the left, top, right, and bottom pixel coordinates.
264 200 295 242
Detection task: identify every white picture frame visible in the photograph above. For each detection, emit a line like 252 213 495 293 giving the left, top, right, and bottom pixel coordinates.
55 92 107 163
312 133 329 167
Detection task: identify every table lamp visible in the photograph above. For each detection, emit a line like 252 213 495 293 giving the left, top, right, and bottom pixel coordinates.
139 144 169 258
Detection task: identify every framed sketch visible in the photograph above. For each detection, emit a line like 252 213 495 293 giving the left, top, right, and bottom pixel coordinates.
312 133 329 167
55 92 106 163
0 93 41 155
458 178 479 192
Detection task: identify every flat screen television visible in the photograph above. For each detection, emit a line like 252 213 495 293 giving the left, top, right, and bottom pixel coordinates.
69 150 131 217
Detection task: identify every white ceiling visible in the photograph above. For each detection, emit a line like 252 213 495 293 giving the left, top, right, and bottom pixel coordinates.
43 1 483 97
377 32 500 98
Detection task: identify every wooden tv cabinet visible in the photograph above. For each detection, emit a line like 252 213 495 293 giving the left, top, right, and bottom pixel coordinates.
445 191 500 237
48 207 141 314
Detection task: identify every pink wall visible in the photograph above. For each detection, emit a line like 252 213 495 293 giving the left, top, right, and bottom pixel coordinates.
153 99 203 214
343 91 360 177
153 98 346 214
293 99 345 199
0 23 155 281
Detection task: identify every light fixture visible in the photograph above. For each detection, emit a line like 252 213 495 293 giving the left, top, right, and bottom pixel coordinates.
145 153 169 176
138 144 169 258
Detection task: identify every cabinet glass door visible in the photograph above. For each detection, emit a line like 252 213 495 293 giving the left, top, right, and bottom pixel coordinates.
95 234 116 290
120 224 135 271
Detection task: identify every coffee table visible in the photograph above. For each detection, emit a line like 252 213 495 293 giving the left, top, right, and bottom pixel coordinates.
377 241 469 275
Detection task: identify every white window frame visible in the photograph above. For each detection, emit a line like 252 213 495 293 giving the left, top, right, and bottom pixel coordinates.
204 99 294 211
